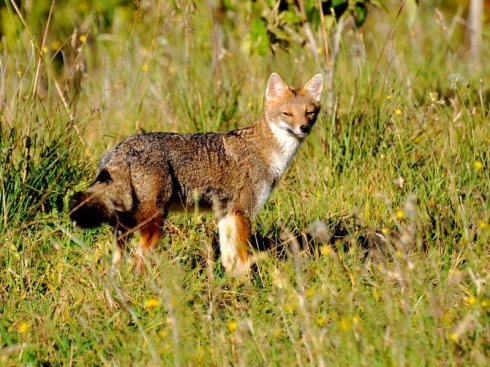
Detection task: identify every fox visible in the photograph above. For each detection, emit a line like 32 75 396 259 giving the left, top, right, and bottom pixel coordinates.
70 72 323 276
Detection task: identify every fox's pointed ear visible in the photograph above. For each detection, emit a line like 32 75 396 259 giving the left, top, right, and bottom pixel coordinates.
266 73 289 101
303 74 323 102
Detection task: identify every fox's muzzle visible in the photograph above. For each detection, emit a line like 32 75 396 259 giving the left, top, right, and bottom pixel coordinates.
69 191 113 228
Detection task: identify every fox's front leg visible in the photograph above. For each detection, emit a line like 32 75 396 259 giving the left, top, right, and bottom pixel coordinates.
218 212 251 276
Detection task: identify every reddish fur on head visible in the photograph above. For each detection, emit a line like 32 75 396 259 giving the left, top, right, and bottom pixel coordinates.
264 73 323 139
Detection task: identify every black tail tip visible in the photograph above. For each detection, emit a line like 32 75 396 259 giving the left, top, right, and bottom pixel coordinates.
69 192 110 228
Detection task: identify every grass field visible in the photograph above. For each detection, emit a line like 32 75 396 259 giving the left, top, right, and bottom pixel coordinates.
1 1 489 365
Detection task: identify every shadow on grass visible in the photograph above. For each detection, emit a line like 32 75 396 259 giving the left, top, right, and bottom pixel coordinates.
208 216 391 264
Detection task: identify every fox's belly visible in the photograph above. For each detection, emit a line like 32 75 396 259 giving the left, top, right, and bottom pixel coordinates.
167 196 213 213
167 186 230 214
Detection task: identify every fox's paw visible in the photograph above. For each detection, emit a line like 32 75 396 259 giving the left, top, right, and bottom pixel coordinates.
229 260 251 278
223 252 266 278
133 247 148 275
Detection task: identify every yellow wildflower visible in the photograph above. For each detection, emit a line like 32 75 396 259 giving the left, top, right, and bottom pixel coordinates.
273 328 282 338
448 332 458 342
51 40 61 50
305 288 316 298
284 301 297 313
77 1 89 12
473 161 483 170
395 108 402 115
141 63 149 72
320 245 332 256
396 210 405 219
467 296 477 305
386 95 392 101
78 34 87 43
481 299 489 308
145 298 160 309
316 316 326 327
473 161 483 171
478 221 488 229
227 320 238 332
381 227 390 235
339 317 351 332
18 321 30 334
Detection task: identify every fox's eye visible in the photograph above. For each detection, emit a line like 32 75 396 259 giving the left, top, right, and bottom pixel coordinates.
282 112 293 117
306 111 316 117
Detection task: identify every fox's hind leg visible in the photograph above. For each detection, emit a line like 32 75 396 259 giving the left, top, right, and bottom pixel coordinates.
218 212 251 276
112 225 133 266
112 215 136 266
134 215 164 274
112 229 124 266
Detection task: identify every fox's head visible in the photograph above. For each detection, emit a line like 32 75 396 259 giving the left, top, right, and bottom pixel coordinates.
264 73 323 139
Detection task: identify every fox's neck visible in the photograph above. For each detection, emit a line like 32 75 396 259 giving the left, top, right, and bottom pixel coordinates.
254 115 302 178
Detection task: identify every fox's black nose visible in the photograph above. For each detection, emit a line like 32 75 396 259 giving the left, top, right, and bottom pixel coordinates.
299 125 310 134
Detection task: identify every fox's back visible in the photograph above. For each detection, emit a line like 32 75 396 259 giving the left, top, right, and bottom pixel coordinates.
101 131 228 174
99 130 267 212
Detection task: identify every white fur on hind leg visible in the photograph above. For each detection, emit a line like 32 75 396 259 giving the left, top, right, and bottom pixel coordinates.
133 241 149 274
112 230 123 265
112 247 123 265
218 214 250 276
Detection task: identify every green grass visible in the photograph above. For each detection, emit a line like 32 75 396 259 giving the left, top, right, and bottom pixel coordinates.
1 1 489 365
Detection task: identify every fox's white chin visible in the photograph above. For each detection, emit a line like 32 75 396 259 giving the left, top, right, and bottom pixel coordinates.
273 121 308 140
292 130 308 139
